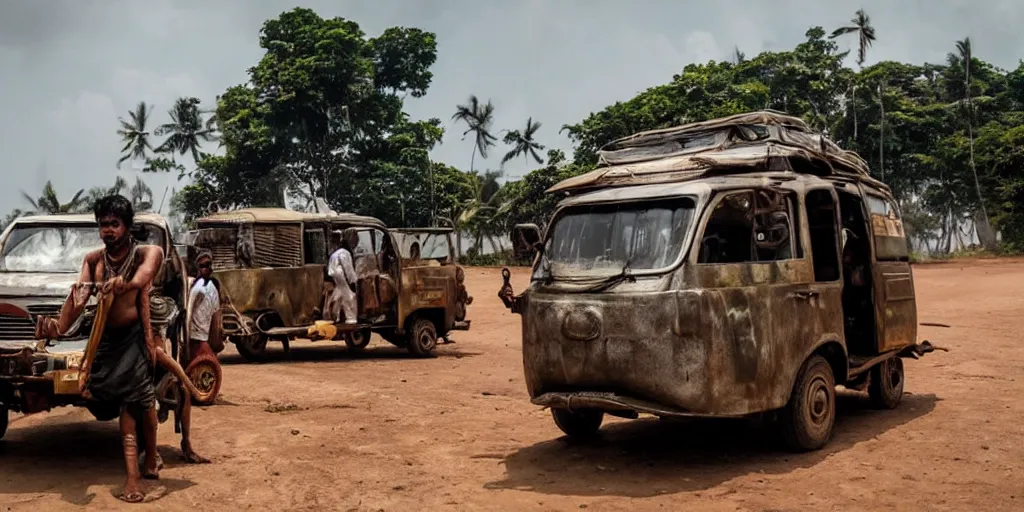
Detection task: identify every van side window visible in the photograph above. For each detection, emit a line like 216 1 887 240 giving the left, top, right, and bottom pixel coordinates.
698 189 796 264
805 189 841 282
303 228 327 264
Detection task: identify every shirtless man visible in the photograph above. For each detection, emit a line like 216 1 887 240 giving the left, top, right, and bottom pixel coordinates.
40 195 164 503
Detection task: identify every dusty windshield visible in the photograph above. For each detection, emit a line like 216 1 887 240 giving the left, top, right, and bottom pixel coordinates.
537 197 696 279
0 225 101 273
393 232 451 260
0 223 164 273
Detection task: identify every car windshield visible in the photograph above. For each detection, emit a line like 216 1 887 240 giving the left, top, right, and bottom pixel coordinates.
0 225 101 273
393 232 451 260
0 223 164 273
537 198 696 278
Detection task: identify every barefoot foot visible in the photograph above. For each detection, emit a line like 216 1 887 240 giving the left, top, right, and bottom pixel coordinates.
182 442 211 464
121 476 145 503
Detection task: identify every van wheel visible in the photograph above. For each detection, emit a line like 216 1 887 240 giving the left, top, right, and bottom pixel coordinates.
551 408 604 439
868 357 904 409
781 355 835 452
0 406 8 440
345 329 372 353
406 318 437 357
235 334 268 362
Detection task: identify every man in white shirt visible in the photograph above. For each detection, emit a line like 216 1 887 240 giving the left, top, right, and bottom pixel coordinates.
326 230 358 324
189 253 221 345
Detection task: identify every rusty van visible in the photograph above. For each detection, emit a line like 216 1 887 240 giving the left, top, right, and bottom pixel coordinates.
190 208 471 361
498 111 941 451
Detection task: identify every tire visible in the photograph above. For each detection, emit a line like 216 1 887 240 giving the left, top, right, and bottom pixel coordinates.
186 353 223 406
345 328 372 353
234 334 268 362
551 408 604 439
0 405 8 440
406 318 438 357
868 357 904 410
780 355 836 452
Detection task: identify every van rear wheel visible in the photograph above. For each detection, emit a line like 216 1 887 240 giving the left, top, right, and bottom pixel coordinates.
781 355 835 452
235 334 268 362
868 357 904 409
406 318 438 358
551 408 604 439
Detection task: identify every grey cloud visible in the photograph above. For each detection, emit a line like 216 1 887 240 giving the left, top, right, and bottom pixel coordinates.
1 0 1022 219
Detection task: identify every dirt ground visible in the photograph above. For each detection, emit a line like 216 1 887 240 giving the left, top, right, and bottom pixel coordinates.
3 261 1024 511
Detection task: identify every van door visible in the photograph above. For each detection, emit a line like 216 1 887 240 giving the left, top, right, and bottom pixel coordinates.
693 187 823 408
859 188 917 352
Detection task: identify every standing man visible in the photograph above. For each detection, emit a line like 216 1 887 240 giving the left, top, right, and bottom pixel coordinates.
326 230 358 324
38 195 163 503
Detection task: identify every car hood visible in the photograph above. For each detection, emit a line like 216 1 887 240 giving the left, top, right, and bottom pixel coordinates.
0 338 86 355
0 272 78 298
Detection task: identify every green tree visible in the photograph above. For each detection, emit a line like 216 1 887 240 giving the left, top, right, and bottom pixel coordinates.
155 97 218 164
20 181 88 215
947 38 996 250
830 9 877 140
452 95 497 172
501 117 545 167
116 102 156 169
172 8 442 224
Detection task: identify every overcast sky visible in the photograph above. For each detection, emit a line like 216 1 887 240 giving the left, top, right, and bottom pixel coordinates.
1 0 1022 218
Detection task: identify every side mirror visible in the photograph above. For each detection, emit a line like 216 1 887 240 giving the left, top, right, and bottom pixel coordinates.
512 224 542 258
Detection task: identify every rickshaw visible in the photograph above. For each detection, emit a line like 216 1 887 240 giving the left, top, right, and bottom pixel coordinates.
190 208 471 361
0 212 216 440
498 111 942 451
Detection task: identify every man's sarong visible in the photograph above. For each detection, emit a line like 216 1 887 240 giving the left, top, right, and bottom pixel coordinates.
87 323 156 409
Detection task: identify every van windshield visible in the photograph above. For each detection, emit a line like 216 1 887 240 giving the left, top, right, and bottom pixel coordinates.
538 198 696 278
0 225 101 273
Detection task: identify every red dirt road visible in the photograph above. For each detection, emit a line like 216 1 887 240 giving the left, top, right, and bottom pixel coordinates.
2 262 1023 511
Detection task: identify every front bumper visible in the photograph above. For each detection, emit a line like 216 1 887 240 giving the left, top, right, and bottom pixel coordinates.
532 391 747 419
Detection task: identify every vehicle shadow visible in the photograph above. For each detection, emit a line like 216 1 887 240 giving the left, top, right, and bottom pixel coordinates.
0 414 196 505
218 341 482 365
485 391 939 498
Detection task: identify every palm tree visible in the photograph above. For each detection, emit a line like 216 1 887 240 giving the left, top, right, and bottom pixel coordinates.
128 176 154 211
949 37 996 250
155 97 218 163
501 117 546 168
1 209 24 231
117 102 155 169
21 181 87 215
830 9 877 140
458 170 505 254
732 46 746 65
451 95 497 173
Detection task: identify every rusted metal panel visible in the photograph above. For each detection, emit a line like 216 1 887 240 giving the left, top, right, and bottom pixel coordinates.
213 266 324 327
398 265 457 332
519 262 844 416
873 262 917 352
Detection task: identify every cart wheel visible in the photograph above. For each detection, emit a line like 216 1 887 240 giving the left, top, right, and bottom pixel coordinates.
551 408 604 439
0 405 8 440
234 334 268 362
406 318 438 358
345 328 372 353
186 353 223 406
868 357 904 410
781 355 835 452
